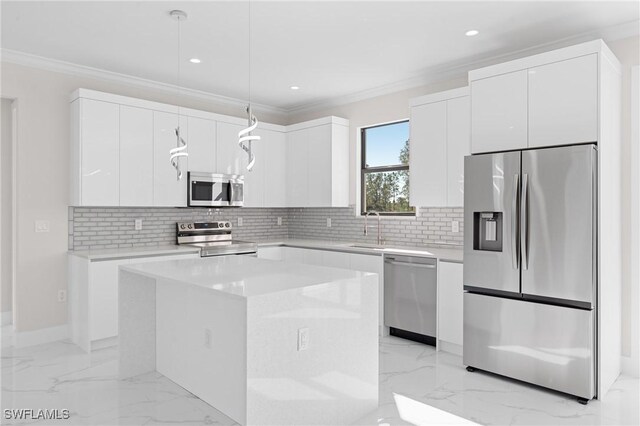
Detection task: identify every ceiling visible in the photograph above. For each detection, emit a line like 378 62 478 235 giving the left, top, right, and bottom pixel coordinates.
2 1 638 112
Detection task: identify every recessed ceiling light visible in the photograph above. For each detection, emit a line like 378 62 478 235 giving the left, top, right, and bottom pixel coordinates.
189 58 201 64
290 85 300 90
465 30 479 37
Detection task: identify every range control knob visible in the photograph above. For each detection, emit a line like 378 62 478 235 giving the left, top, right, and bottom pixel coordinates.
225 222 230 228
180 224 185 229
187 224 193 229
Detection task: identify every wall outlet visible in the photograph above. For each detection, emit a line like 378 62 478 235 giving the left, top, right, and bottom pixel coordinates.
277 217 282 226
134 219 143 230
297 327 309 351
451 220 460 233
35 220 50 233
57 290 67 303
204 328 212 349
238 217 243 227
327 218 332 228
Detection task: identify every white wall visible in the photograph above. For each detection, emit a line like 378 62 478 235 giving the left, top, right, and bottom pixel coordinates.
1 98 13 316
0 61 286 333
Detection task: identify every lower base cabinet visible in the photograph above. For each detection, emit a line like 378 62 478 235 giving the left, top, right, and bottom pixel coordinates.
437 261 463 354
257 246 385 332
69 253 199 352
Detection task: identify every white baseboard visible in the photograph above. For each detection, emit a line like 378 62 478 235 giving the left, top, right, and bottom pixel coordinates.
438 340 463 356
621 355 639 378
1 311 12 326
13 324 69 348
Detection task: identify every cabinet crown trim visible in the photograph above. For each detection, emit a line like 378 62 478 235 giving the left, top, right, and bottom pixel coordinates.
410 86 469 107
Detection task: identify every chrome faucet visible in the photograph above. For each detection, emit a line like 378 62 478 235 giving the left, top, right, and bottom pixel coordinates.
364 211 383 245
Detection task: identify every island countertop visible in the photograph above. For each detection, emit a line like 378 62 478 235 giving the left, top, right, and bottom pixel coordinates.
121 255 376 299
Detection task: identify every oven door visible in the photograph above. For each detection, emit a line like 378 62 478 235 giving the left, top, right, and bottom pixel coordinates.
188 173 230 207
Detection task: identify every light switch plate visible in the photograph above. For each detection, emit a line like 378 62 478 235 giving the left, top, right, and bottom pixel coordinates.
204 329 212 349
35 220 50 233
327 218 332 228
238 217 243 227
451 220 459 233
277 217 282 226
134 219 143 230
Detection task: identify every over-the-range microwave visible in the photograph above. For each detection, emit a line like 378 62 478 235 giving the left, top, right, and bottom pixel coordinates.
187 172 244 207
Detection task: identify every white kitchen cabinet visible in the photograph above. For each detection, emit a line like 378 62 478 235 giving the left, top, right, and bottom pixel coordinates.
286 129 310 207
349 253 385 331
471 70 528 153
528 54 598 148
120 105 153 206
262 129 287 207
409 88 470 207
286 118 349 208
322 250 351 269
257 246 284 261
243 128 266 207
437 261 463 354
446 96 471 206
74 98 120 206
153 112 188 207
409 101 447 206
69 252 199 351
216 121 247 175
187 116 217 172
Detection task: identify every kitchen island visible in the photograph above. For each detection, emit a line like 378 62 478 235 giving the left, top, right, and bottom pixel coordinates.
118 255 379 426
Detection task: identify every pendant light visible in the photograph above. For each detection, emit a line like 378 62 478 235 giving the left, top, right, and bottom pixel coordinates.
169 9 188 180
238 2 259 172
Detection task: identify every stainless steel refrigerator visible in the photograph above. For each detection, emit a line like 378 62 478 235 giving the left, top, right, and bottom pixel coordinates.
463 144 597 403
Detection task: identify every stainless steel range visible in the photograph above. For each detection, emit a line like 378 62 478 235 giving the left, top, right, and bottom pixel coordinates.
176 221 257 257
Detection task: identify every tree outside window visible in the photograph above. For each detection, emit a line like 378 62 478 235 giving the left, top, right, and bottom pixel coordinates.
361 121 414 215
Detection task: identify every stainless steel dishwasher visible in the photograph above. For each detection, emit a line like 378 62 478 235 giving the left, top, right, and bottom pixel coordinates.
384 254 437 345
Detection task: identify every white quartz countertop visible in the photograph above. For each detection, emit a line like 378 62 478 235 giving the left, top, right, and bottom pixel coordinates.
68 239 463 263
68 245 200 261
255 239 464 263
121 255 373 299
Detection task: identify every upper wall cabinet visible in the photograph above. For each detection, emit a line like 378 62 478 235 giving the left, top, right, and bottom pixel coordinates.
70 89 346 208
470 70 528 153
70 98 120 206
528 54 598 147
469 43 602 154
187 116 217 173
120 105 154 206
153 111 188 207
286 117 349 208
409 87 470 207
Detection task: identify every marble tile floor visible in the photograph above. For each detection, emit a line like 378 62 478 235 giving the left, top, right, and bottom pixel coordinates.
1 328 638 426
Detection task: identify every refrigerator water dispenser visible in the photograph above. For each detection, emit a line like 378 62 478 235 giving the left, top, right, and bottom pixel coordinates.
473 212 502 251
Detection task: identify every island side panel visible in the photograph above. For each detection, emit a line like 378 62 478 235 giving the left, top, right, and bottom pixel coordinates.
118 269 157 378
155 279 248 425
246 273 379 426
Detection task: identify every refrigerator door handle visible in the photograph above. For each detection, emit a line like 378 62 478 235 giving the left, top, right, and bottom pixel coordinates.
512 174 519 270
521 173 529 270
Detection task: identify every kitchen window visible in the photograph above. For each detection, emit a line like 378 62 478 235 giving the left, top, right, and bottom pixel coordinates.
360 120 414 215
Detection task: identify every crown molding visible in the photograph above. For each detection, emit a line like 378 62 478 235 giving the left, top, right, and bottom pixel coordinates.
2 19 637 118
284 19 640 116
0 48 289 118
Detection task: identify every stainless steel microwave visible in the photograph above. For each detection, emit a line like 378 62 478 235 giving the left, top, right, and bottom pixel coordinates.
187 172 244 207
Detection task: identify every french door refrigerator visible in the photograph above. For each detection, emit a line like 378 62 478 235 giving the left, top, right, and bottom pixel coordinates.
463 144 597 403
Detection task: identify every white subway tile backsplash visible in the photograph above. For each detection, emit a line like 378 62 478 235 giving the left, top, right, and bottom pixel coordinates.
68 206 463 251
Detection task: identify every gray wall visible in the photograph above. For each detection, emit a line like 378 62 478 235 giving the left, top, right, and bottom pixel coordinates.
69 206 463 250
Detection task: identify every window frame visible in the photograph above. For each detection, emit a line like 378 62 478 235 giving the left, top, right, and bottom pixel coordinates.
360 120 414 216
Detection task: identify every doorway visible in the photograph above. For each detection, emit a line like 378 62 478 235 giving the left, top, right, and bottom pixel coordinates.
1 98 16 330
